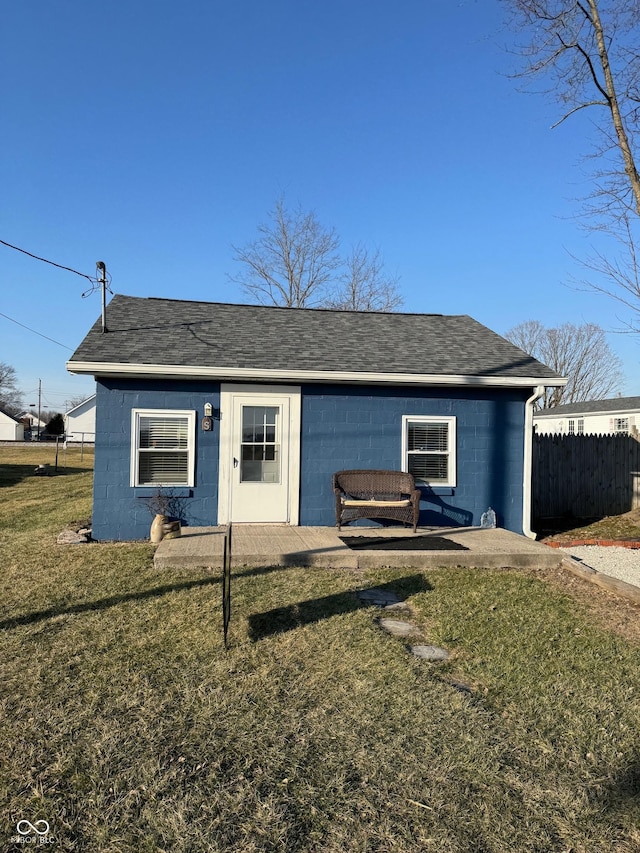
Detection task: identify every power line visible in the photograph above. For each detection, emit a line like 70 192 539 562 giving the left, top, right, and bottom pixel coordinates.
0 311 72 349
0 239 112 349
0 238 97 283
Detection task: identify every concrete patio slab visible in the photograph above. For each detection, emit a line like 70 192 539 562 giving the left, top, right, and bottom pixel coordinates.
153 525 562 571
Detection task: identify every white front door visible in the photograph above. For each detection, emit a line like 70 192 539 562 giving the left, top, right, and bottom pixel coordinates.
218 385 301 523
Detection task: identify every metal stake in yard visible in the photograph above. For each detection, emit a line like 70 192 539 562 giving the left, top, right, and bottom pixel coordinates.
222 524 232 648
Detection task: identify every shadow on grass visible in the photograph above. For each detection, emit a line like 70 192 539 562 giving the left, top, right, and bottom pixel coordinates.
249 574 431 641
0 464 89 487
233 564 316 579
0 576 221 631
597 757 640 818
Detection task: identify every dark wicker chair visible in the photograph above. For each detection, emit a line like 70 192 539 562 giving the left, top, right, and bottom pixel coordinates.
333 469 421 533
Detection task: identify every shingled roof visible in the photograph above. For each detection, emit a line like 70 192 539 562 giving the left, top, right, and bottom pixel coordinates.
67 295 564 387
536 395 640 417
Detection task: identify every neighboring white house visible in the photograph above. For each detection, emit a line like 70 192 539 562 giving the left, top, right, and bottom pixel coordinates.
0 408 25 441
534 395 640 437
64 394 96 443
16 411 47 431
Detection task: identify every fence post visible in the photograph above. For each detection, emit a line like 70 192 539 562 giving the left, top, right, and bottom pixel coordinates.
222 524 232 648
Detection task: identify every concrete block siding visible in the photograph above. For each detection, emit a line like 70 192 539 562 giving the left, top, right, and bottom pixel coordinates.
93 378 529 541
93 379 221 541
299 385 528 533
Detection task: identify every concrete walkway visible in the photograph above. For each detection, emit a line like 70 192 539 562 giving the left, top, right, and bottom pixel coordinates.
154 525 562 571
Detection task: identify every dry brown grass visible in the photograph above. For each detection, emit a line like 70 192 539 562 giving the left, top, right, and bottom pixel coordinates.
2 447 640 852
541 508 640 544
525 561 640 644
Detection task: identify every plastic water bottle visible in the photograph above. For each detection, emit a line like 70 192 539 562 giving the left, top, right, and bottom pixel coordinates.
480 507 496 529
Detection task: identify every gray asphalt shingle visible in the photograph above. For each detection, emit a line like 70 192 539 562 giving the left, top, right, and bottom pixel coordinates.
537 395 640 417
68 294 562 381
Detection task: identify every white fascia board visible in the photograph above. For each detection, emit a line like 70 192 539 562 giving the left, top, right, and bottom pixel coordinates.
66 360 567 388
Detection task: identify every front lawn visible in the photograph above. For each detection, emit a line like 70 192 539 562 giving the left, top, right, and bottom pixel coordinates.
1 447 639 852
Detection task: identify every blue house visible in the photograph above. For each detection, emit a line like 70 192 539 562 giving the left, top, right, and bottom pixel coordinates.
67 295 564 541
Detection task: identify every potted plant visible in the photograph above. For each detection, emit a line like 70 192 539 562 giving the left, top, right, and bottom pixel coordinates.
142 489 188 542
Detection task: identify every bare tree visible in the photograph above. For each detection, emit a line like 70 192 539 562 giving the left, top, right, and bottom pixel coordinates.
505 319 623 407
0 362 22 414
231 198 402 311
568 211 640 331
66 394 94 411
230 197 341 308
324 244 403 312
506 1 640 326
507 0 640 220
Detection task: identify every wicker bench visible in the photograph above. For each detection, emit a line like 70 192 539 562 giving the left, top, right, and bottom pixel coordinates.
333 469 420 533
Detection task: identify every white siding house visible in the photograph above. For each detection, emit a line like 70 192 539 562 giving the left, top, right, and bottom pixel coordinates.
0 409 25 441
64 395 96 443
16 411 47 431
534 396 640 437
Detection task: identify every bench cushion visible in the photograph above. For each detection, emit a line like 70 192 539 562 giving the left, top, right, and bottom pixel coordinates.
342 499 411 508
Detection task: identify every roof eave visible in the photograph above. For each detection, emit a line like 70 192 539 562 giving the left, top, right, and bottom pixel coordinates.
66 360 567 389
535 407 640 419
65 394 97 416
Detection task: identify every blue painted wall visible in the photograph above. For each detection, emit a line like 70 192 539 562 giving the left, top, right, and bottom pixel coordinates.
299 384 529 534
93 379 530 540
93 379 220 541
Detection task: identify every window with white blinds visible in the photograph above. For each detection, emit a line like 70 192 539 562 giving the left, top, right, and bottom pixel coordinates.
131 409 195 487
402 415 456 487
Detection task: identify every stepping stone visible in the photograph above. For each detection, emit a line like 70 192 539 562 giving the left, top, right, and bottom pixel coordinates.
409 644 450 662
357 588 402 607
377 618 419 637
383 601 412 613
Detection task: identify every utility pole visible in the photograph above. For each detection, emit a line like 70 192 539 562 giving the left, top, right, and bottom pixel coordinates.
37 379 41 441
97 261 107 332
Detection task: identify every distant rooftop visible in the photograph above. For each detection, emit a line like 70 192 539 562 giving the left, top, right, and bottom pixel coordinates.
536 395 640 418
0 407 20 422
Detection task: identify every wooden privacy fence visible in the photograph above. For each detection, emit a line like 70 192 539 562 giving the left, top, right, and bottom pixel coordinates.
533 433 640 519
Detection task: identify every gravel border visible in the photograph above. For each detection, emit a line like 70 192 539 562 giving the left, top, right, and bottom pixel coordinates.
560 545 640 587
559 545 640 604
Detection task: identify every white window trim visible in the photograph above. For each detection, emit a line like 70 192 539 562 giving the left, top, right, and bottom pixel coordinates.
613 417 629 434
218 385 301 525
130 408 196 488
401 415 457 487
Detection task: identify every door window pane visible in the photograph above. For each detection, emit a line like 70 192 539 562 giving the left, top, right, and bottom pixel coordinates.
240 406 280 483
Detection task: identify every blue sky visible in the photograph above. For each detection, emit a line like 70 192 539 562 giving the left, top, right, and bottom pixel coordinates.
1 0 638 412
